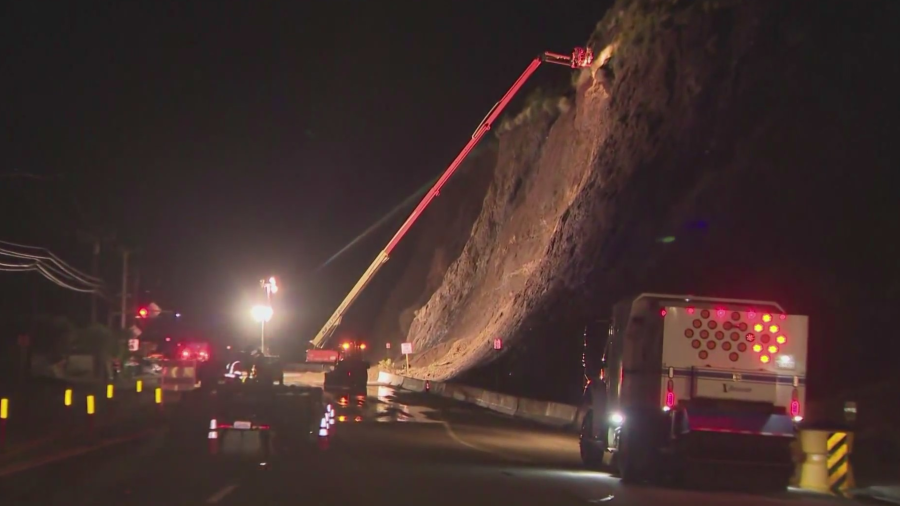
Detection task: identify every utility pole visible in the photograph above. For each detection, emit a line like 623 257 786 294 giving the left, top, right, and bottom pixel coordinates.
120 249 129 330
90 240 100 324
132 265 140 319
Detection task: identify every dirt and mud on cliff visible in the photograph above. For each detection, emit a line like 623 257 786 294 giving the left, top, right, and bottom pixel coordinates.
376 0 900 390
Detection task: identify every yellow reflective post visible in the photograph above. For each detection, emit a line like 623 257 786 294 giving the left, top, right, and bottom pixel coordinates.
64 389 73 407
154 387 162 404
827 432 856 496
86 395 95 415
0 398 8 419
136 380 143 393
106 384 114 399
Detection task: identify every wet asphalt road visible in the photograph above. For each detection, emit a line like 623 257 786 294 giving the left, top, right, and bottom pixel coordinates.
0 376 845 506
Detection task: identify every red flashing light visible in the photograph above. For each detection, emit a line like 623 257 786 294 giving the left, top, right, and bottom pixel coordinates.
665 379 675 408
716 309 725 318
359 343 367 350
138 308 149 318
687 307 695 315
165 337 172 342
745 333 756 342
747 312 757 319
780 314 787 320
660 308 668 317
181 349 191 359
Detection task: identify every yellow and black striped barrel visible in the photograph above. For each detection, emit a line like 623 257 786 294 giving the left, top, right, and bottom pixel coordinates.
826 431 855 495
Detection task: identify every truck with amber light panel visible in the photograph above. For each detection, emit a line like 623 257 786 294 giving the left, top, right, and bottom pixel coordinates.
579 294 807 489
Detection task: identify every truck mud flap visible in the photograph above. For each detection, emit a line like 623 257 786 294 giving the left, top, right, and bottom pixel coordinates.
674 431 794 491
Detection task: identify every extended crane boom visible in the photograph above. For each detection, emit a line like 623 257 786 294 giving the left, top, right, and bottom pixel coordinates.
309 47 593 351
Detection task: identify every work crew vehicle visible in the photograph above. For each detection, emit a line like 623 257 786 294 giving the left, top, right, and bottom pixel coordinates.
579 294 808 489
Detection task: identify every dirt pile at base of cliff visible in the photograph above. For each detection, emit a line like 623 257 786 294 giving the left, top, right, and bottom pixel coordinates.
387 0 900 386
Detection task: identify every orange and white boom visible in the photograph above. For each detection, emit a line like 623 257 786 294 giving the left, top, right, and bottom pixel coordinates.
309 47 594 350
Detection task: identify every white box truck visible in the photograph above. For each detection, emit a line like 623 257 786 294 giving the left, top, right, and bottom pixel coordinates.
579 294 807 488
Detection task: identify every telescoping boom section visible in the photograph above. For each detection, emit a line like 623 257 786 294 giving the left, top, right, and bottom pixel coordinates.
308 47 594 351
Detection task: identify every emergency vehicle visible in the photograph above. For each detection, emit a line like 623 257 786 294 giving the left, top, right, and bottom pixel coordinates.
579 294 808 488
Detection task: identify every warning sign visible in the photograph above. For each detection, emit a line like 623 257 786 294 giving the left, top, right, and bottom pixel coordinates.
401 342 413 355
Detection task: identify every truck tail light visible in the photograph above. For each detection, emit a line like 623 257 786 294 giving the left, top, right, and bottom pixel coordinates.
665 379 675 409
790 388 800 418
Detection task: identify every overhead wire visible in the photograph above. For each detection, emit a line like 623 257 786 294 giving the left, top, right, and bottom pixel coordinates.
0 239 104 284
0 246 103 286
0 243 103 293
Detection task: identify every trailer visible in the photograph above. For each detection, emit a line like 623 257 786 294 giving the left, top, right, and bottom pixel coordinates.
579 294 808 489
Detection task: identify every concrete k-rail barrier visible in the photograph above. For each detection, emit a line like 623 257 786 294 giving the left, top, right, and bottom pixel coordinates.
376 370 578 428
375 370 877 497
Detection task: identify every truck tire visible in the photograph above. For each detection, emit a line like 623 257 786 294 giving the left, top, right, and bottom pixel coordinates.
579 411 605 468
618 421 657 484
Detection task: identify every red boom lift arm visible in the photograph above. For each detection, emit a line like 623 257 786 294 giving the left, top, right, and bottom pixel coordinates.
309 47 593 350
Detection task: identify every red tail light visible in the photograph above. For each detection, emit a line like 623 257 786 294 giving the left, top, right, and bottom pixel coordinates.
790 388 800 417
665 379 675 408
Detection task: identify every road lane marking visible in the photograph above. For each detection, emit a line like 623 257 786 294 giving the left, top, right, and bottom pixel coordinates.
207 484 239 503
0 429 156 478
439 421 531 463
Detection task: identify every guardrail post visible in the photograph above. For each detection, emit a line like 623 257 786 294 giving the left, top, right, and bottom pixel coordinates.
86 395 96 442
0 398 8 450
154 387 163 420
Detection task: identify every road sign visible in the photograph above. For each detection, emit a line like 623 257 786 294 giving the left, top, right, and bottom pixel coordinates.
128 338 140 352
492 338 502 350
147 302 162 318
401 342 413 355
844 401 857 423
385 342 391 349
17 335 29 348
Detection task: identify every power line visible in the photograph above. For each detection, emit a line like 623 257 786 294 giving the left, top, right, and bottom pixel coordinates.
0 242 104 293
0 241 103 285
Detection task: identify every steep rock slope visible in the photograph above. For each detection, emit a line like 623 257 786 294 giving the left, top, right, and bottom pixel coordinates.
368 147 497 352
395 0 900 390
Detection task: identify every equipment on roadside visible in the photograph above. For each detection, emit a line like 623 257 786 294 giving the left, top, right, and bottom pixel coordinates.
579 294 808 489
306 47 594 353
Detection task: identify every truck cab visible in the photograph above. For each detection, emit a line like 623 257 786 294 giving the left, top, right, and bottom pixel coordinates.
580 294 807 489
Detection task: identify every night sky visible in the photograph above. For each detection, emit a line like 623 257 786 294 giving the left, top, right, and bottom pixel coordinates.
1 2 611 344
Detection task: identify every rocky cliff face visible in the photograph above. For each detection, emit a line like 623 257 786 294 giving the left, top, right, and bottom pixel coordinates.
378 0 900 394
368 146 496 352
